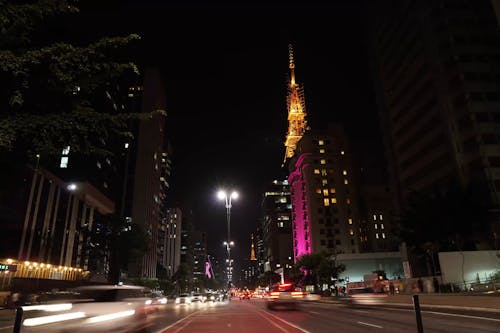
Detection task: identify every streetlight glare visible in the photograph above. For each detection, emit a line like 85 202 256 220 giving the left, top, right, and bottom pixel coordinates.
67 183 77 191
231 191 238 199
217 190 226 200
229 241 234 246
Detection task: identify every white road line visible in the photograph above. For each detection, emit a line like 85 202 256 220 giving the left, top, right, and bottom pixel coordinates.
0 326 13 330
258 312 292 333
309 311 321 314
354 310 370 314
260 310 313 333
423 311 500 323
155 310 200 333
357 321 383 328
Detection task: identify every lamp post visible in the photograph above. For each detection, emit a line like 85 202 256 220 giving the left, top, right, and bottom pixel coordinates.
217 190 238 285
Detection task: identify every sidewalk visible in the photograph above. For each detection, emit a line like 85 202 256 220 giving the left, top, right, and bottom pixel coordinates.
313 294 500 313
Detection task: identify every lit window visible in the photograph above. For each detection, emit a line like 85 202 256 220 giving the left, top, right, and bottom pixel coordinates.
348 218 353 225
319 140 324 146
316 188 321 194
331 198 337 203
124 143 129 149
373 214 377 220
320 159 326 165
346 198 351 205
349 229 354 236
344 179 348 185
319 149 325 153
321 189 328 196
324 198 330 206
379 214 383 220
96 161 101 169
330 188 336 193
321 169 328 176
60 157 68 168
62 146 70 155
375 224 378 229
322 179 328 185
382 233 386 239
314 169 320 174
381 224 385 229
341 150 345 155
342 170 347 175
376 233 379 239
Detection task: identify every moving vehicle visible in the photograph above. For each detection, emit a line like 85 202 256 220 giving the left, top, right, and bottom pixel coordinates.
346 287 388 306
239 291 251 300
21 284 152 333
266 283 303 310
191 293 206 303
175 293 192 305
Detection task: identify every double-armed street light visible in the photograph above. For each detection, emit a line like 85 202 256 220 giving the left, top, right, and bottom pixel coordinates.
217 190 238 285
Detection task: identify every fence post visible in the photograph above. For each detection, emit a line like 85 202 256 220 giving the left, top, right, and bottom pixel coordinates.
12 306 23 333
412 295 424 333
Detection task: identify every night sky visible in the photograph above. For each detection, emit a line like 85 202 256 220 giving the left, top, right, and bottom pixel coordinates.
80 1 383 268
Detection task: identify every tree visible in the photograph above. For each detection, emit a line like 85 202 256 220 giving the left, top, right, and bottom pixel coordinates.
257 271 281 288
294 251 345 291
0 0 146 159
172 263 192 294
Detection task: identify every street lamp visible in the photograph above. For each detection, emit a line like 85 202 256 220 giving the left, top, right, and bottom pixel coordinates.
217 190 238 285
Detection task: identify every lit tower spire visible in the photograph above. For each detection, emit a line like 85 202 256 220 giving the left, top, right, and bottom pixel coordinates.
283 44 308 164
250 234 256 261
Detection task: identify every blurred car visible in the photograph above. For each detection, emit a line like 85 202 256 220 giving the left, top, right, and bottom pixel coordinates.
239 291 250 300
304 292 321 301
346 287 388 306
175 293 192 305
21 285 152 333
191 293 205 303
266 283 303 310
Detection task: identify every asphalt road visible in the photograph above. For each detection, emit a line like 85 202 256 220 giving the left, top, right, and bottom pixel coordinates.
1 299 499 333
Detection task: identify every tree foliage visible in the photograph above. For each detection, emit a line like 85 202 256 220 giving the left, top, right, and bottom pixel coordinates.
0 0 144 157
294 251 345 290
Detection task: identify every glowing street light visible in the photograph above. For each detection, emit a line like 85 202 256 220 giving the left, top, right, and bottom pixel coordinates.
66 183 77 191
217 190 238 285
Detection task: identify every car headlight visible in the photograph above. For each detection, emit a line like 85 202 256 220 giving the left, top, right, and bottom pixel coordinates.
175 298 180 304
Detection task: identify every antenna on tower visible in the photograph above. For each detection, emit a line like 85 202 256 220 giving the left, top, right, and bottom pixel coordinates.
288 44 295 69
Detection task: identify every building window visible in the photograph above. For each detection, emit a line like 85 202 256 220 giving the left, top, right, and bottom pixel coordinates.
323 189 329 196
320 149 325 153
320 239 326 246
373 214 377 220
314 169 320 174
331 198 337 204
320 159 326 165
330 187 336 193
382 233 386 239
319 140 325 146
316 188 321 194
379 214 383 220
381 224 384 229
348 218 353 225
62 146 70 155
322 179 328 185
376 233 379 239
341 150 345 155
323 198 330 206
349 229 354 236
344 179 349 185
342 170 347 175
336 239 341 245
346 198 351 205
375 224 378 229
321 169 328 176
60 157 69 168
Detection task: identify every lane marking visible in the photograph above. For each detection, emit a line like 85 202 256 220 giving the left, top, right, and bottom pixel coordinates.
258 312 292 333
357 321 383 328
354 310 370 314
309 311 321 314
260 310 313 333
156 310 200 333
0 326 13 330
423 311 500 323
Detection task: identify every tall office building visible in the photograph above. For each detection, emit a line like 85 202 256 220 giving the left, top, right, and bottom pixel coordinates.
288 125 361 259
192 230 207 286
130 68 168 279
370 0 500 216
262 180 294 273
158 207 182 277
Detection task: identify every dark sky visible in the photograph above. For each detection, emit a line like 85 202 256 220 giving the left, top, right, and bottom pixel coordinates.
80 1 383 267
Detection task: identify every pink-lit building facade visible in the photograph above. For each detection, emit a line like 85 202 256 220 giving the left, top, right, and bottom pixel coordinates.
288 125 361 260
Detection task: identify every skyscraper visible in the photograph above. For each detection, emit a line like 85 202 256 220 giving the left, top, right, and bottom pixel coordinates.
370 0 500 216
288 125 361 259
130 68 168 279
159 207 182 278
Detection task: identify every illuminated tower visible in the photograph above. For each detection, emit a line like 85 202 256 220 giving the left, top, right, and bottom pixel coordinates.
250 234 256 261
283 44 308 165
